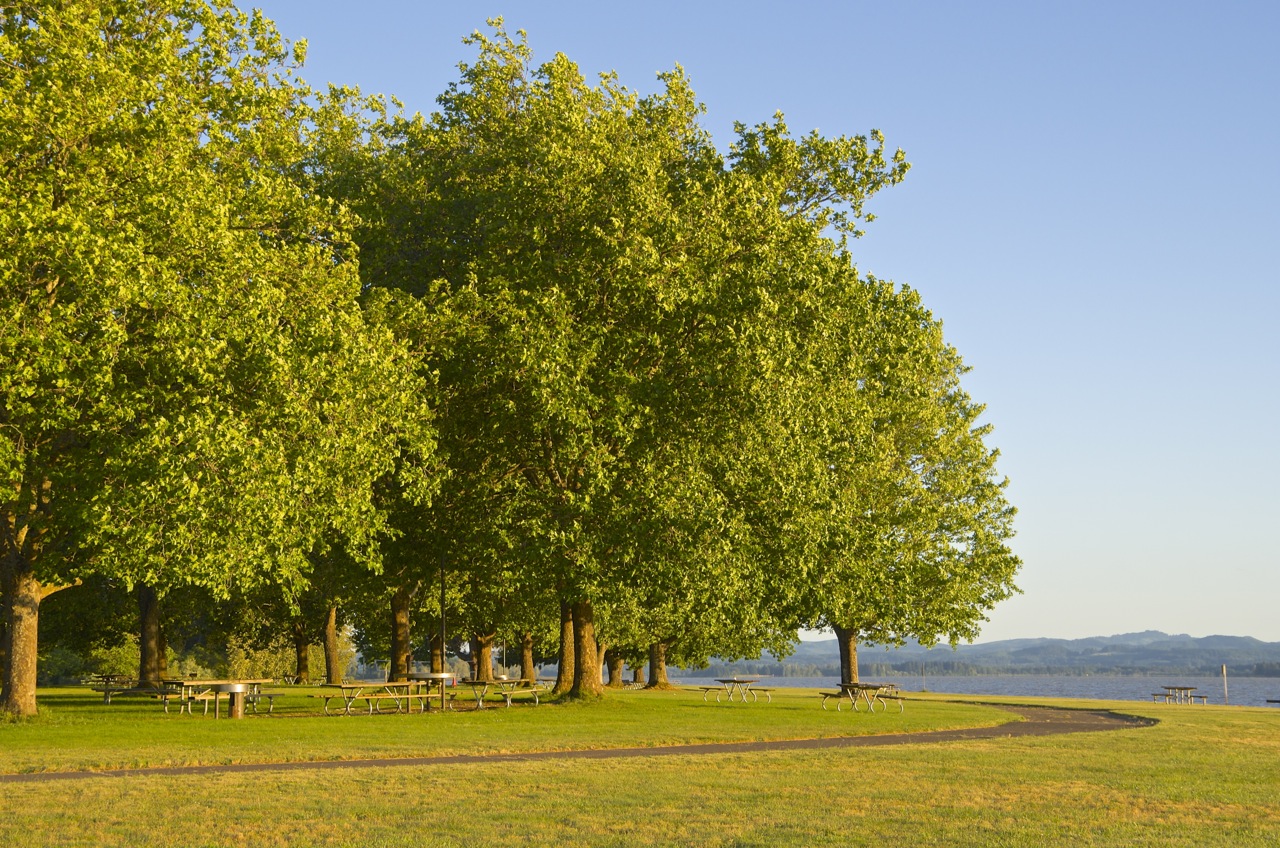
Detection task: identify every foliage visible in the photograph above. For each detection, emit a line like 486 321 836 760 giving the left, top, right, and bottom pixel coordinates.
1 0 438 714
5 7 1020 708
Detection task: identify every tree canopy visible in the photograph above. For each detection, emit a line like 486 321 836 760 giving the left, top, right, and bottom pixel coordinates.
1 0 435 715
3 8 1019 713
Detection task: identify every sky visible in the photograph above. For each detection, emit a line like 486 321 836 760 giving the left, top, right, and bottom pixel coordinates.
252 1 1280 644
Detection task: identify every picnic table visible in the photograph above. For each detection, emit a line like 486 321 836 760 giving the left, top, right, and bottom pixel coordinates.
406 671 457 711
312 681 430 715
820 682 904 713
1151 685 1206 705
696 677 771 703
457 677 547 709
161 678 275 716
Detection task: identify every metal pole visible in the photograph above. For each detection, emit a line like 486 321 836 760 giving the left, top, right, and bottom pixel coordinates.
439 555 446 673
1222 664 1228 705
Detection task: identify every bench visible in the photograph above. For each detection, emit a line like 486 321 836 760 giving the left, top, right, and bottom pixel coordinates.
1189 694 1209 705
697 686 725 703
91 685 172 705
875 688 905 713
493 687 541 708
820 691 853 711
751 688 773 704
1150 693 1172 703
176 691 217 716
246 691 280 714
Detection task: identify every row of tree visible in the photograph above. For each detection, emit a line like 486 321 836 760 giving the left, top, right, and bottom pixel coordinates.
1 1 1021 717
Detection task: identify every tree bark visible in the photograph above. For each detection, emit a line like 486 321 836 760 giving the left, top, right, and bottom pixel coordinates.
137 584 161 686
157 627 168 679
569 600 603 698
0 561 40 716
428 630 444 674
2 480 49 717
647 641 673 689
389 585 414 681
832 623 860 685
553 599 574 695
291 618 311 683
631 662 646 687
520 631 536 684
470 631 495 682
323 604 342 683
604 647 624 688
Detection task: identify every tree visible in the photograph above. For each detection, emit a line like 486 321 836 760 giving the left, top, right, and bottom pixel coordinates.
0 0 435 716
313 21 1018 702
753 268 1021 683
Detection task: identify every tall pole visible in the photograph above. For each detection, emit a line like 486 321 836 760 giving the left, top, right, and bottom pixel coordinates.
439 555 446 673
1222 664 1228 705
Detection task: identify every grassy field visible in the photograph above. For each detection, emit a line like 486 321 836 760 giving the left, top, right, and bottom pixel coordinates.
2 685 1279 846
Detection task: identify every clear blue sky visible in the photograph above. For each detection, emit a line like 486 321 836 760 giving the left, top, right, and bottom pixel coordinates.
254 1 1280 644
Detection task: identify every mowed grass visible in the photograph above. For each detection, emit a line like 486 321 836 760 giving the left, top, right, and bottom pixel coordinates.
3 687 1280 846
0 685 1005 773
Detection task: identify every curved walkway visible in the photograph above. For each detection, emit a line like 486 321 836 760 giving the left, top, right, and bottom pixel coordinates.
0 704 1153 784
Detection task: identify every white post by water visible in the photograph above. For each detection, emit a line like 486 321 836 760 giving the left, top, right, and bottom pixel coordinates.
1222 664 1228 705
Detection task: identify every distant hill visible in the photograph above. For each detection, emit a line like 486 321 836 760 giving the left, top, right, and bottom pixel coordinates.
682 632 1280 678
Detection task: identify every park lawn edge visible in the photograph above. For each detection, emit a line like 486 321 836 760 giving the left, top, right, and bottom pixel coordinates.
0 685 1038 776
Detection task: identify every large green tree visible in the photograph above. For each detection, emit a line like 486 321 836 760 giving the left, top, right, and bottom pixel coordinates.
0 0 434 715
325 23 926 698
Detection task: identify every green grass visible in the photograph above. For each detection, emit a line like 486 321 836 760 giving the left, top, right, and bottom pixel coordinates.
0 684 1007 773
3 686 1280 846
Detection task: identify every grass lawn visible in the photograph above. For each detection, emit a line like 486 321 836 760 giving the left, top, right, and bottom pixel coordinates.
2 686 1279 846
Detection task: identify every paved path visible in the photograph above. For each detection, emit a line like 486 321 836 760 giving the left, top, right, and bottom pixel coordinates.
0 704 1152 784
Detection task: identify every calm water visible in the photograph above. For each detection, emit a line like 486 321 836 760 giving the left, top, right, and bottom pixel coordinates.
674 674 1280 706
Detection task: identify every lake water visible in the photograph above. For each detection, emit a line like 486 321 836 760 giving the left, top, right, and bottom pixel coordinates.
673 674 1280 706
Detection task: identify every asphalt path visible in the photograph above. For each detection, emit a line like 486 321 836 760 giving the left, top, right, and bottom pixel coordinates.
0 704 1153 784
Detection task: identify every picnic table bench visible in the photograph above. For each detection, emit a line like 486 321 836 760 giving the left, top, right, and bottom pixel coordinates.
90 683 172 705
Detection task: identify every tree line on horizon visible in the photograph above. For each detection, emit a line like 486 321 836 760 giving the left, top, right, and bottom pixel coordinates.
0 1 1021 717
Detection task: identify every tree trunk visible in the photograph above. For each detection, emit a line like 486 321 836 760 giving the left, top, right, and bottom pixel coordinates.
520 631 536 684
569 600 603 698
553 599 574 695
470 631 495 682
389 585 414 681
0 561 40 716
647 641 672 689
291 618 311 683
137 584 161 686
832 623 860 685
323 604 342 683
631 662 646 687
428 630 444 674
604 647 624 688
157 627 168 679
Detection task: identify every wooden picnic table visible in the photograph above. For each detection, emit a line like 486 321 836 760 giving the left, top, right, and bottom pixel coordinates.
696 677 770 703
457 677 547 709
820 682 904 713
160 678 275 716
406 671 457 711
1153 685 1205 705
312 681 429 716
